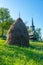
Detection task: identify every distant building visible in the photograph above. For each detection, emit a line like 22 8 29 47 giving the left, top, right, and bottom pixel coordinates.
29 18 35 40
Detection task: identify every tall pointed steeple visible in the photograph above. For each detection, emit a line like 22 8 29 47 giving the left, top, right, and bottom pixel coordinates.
32 18 34 26
31 18 35 31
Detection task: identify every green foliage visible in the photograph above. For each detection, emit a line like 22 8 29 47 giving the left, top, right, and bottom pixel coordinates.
33 28 42 41
0 8 14 38
5 18 14 30
0 8 10 37
0 39 43 65
28 27 42 41
0 8 10 21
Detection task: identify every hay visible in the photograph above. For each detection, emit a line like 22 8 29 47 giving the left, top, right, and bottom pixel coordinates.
6 18 29 47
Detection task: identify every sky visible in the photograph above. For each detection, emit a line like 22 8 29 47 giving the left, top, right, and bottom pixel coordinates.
0 0 43 38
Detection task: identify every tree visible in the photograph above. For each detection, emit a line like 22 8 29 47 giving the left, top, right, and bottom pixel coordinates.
28 26 42 41
33 28 42 41
0 8 10 22
0 8 13 38
5 18 14 30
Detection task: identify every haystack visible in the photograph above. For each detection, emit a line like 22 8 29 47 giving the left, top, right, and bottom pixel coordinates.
6 18 29 47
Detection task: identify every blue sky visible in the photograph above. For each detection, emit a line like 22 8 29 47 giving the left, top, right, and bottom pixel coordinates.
0 0 43 38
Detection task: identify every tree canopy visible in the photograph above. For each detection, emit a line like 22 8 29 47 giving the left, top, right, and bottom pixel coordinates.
0 8 14 39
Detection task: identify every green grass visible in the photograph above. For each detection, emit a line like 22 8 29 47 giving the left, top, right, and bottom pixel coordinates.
0 39 43 65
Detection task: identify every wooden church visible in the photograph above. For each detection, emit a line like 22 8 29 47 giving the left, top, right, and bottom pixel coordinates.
29 18 35 40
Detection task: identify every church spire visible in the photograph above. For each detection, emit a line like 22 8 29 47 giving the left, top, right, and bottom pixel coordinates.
31 18 35 31
32 18 34 26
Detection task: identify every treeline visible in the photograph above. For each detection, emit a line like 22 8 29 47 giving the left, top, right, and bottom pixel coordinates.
0 8 42 41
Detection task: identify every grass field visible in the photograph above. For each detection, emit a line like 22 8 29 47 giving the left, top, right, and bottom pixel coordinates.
0 39 43 65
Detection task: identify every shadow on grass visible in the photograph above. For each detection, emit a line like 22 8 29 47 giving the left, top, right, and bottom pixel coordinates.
1 44 43 61
29 44 43 51
0 42 43 65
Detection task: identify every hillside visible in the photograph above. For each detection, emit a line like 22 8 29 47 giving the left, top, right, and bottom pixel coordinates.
0 39 43 65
